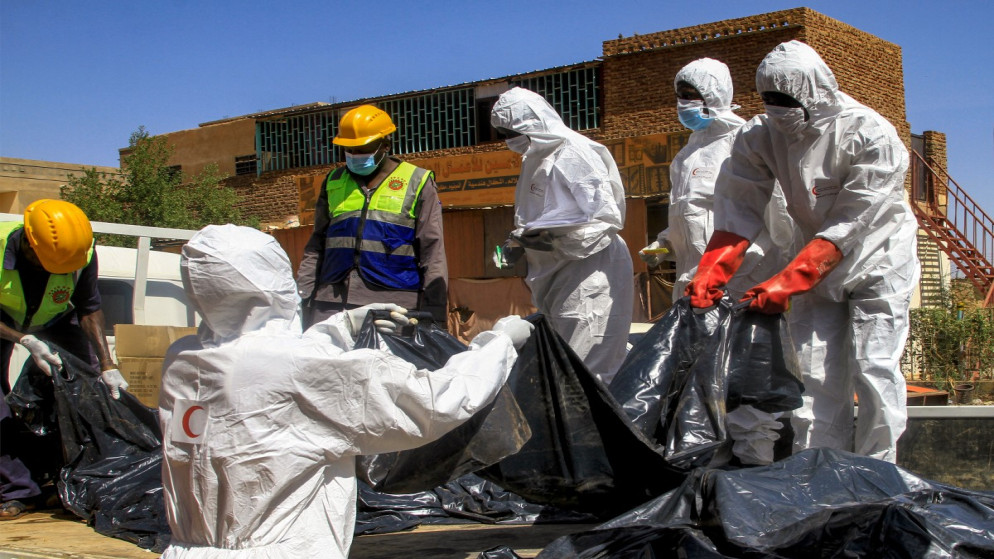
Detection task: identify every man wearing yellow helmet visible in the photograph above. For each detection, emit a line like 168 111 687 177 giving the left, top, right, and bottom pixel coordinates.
297 105 448 327
0 199 127 520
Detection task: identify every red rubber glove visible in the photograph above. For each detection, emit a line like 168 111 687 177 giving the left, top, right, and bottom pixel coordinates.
743 238 843 314
685 230 751 308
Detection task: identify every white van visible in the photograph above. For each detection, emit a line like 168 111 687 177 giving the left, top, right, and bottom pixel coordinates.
92 244 197 335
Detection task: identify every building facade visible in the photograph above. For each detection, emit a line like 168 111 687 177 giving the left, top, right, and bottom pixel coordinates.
0 157 121 214
143 7 948 332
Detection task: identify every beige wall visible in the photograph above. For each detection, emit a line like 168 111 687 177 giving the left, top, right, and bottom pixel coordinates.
0 157 120 213
150 118 257 178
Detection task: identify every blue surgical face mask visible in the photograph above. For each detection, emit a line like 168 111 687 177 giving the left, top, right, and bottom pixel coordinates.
345 147 385 176
677 99 714 131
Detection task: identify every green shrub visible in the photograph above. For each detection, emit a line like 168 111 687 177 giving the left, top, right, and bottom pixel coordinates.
905 295 994 385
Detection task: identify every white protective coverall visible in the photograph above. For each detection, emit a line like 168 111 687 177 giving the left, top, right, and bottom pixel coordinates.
652 58 797 466
159 225 520 559
653 58 795 300
714 40 920 462
491 87 634 384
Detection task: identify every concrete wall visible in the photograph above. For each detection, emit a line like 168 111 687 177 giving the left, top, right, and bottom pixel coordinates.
121 118 256 179
0 157 121 213
898 406 994 491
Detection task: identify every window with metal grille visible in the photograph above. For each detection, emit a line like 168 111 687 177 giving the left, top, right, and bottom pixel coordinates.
380 88 476 155
253 68 599 173
257 111 339 173
511 66 600 130
234 154 257 176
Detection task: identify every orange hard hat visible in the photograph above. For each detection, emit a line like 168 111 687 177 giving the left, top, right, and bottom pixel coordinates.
23 199 93 274
333 105 396 148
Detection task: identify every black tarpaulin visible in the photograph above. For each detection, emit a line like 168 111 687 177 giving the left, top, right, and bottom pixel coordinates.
477 315 683 517
356 473 596 536
609 296 802 470
353 312 531 494
7 347 170 552
536 448 994 558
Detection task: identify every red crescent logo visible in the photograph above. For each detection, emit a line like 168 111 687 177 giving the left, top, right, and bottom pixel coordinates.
182 405 204 438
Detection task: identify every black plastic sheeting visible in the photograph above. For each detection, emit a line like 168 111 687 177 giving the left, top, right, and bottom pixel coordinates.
608 296 802 470
354 311 468 370
536 447 994 558
356 473 597 536
476 315 683 517
356 307 783 520
354 312 531 494
6 347 170 552
720 301 803 414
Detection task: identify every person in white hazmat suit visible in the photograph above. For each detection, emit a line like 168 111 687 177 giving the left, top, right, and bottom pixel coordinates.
639 58 795 299
158 224 533 559
686 40 920 463
640 58 797 466
491 87 634 385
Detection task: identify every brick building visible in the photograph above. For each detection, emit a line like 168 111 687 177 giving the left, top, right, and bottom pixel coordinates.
144 7 946 334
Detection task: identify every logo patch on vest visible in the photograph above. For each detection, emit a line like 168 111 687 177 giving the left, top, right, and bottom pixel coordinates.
388 178 406 191
50 286 71 305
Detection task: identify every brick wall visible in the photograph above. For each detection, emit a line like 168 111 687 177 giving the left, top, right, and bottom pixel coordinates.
600 25 800 139
226 7 913 226
600 7 909 142
224 142 517 224
226 167 326 225
923 130 948 171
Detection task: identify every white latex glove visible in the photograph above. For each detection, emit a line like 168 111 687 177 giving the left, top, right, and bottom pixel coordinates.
19 335 62 376
345 303 410 337
492 315 534 350
639 240 671 268
100 368 129 400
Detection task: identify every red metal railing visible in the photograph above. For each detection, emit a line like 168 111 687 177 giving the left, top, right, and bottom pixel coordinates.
909 151 994 305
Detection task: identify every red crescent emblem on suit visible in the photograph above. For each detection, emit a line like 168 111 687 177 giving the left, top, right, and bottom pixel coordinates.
182 405 205 438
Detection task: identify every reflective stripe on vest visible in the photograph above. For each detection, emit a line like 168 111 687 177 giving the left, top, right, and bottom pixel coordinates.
0 222 93 332
319 162 431 290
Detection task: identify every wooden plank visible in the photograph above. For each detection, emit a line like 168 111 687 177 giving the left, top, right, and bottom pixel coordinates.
0 511 156 558
0 511 593 559
443 210 486 278
621 198 648 273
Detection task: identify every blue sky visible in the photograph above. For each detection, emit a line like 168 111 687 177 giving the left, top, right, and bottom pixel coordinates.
2 1 992 212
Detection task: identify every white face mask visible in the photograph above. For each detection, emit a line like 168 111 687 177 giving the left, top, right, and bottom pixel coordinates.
764 105 808 135
505 135 530 154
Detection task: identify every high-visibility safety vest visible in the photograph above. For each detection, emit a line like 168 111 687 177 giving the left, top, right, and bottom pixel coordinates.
319 162 432 291
0 222 94 332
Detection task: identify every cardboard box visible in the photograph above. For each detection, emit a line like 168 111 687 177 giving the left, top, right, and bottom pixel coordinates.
115 325 197 408
114 324 198 358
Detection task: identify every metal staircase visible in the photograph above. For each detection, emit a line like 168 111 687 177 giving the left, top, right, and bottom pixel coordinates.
909 150 994 306
915 231 946 307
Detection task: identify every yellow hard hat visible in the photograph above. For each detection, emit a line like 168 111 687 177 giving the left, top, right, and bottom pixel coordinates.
333 105 396 148
23 199 93 274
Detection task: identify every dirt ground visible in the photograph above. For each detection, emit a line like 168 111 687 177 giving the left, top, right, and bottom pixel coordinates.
0 510 593 559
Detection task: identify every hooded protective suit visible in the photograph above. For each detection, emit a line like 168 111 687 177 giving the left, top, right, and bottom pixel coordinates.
714 41 920 462
491 87 633 384
649 58 796 465
159 225 520 559
652 58 796 300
